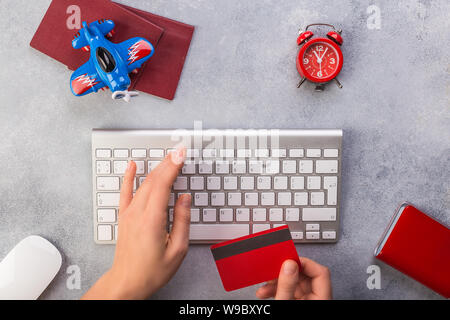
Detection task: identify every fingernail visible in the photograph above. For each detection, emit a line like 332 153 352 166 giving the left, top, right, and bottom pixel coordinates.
171 145 186 165
283 260 298 275
180 194 191 208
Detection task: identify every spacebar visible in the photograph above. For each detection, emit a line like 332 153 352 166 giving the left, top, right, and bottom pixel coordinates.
190 224 249 240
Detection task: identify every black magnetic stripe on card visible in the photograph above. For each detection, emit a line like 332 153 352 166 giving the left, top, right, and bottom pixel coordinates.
211 227 292 261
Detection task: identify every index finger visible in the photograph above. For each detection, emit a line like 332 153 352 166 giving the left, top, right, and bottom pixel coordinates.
146 146 186 215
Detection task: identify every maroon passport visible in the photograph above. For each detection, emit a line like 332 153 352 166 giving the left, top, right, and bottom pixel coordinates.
114 3 195 100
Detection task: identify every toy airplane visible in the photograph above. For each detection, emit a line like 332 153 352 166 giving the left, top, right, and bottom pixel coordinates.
70 19 155 102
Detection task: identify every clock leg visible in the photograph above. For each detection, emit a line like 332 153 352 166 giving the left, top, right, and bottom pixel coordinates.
297 77 306 88
334 78 343 89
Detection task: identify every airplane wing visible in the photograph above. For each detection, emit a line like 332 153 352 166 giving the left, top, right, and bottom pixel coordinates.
115 37 155 73
70 59 106 96
91 19 115 37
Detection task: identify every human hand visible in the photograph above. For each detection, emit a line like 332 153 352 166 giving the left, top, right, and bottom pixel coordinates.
256 257 332 300
83 147 191 300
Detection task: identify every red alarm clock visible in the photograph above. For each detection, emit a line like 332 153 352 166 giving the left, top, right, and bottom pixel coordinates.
296 23 343 91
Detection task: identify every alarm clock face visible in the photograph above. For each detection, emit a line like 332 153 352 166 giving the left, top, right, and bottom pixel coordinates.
297 38 343 83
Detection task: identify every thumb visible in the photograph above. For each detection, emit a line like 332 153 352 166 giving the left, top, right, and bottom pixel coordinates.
275 260 299 300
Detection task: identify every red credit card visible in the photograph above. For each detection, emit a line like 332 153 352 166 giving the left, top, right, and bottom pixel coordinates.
211 225 301 292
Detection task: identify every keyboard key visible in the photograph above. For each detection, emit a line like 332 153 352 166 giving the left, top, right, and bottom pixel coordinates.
215 161 230 174
211 193 225 206
190 177 205 190
294 192 308 205
244 193 258 206
261 192 275 206
324 176 338 205
303 208 337 221
269 208 283 221
282 160 296 174
114 149 129 158
257 176 271 190
223 177 238 190
194 193 208 206
290 176 304 190
97 177 119 191
96 149 111 158
241 177 254 190
252 208 267 221
277 192 291 205
306 224 320 231
285 208 300 221
190 224 249 240
307 176 321 189
306 232 320 240
173 177 188 190
203 149 217 158
236 208 250 221
299 160 313 173
249 161 263 174
98 225 112 241
187 149 200 158
271 149 287 158
190 209 200 222
113 161 128 174
207 177 221 190
291 232 304 240
274 176 288 189
228 193 242 206
168 193 175 206
306 149 321 158
237 149 252 158
149 149 164 158
96 161 111 174
97 209 116 223
322 231 337 239
135 161 145 175
289 149 304 158
324 149 339 157
131 149 147 158
220 149 235 158
203 209 217 222
232 160 246 174
219 209 233 222
97 193 120 207
182 161 196 174
315 160 338 174
114 225 118 241
253 224 271 233
199 161 213 174
255 149 269 158
311 192 325 206
265 160 280 174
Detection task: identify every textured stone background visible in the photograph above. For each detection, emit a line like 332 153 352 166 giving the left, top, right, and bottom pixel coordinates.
0 0 448 300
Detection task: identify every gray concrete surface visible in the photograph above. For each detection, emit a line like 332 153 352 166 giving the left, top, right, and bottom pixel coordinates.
0 0 449 300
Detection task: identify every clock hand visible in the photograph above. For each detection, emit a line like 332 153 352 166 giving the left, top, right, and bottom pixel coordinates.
320 48 328 60
313 50 321 62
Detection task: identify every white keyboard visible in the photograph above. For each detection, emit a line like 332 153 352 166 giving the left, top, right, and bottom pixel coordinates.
92 129 343 244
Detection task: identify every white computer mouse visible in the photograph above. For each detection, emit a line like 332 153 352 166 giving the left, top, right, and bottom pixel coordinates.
0 235 62 300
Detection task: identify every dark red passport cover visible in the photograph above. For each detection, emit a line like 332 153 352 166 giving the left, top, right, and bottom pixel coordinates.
375 204 450 298
114 3 195 100
30 0 164 73
211 226 301 292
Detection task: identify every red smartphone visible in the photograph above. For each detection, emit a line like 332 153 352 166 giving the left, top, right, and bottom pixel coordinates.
374 203 450 298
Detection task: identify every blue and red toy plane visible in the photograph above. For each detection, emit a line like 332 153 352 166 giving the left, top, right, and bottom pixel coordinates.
70 19 154 102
